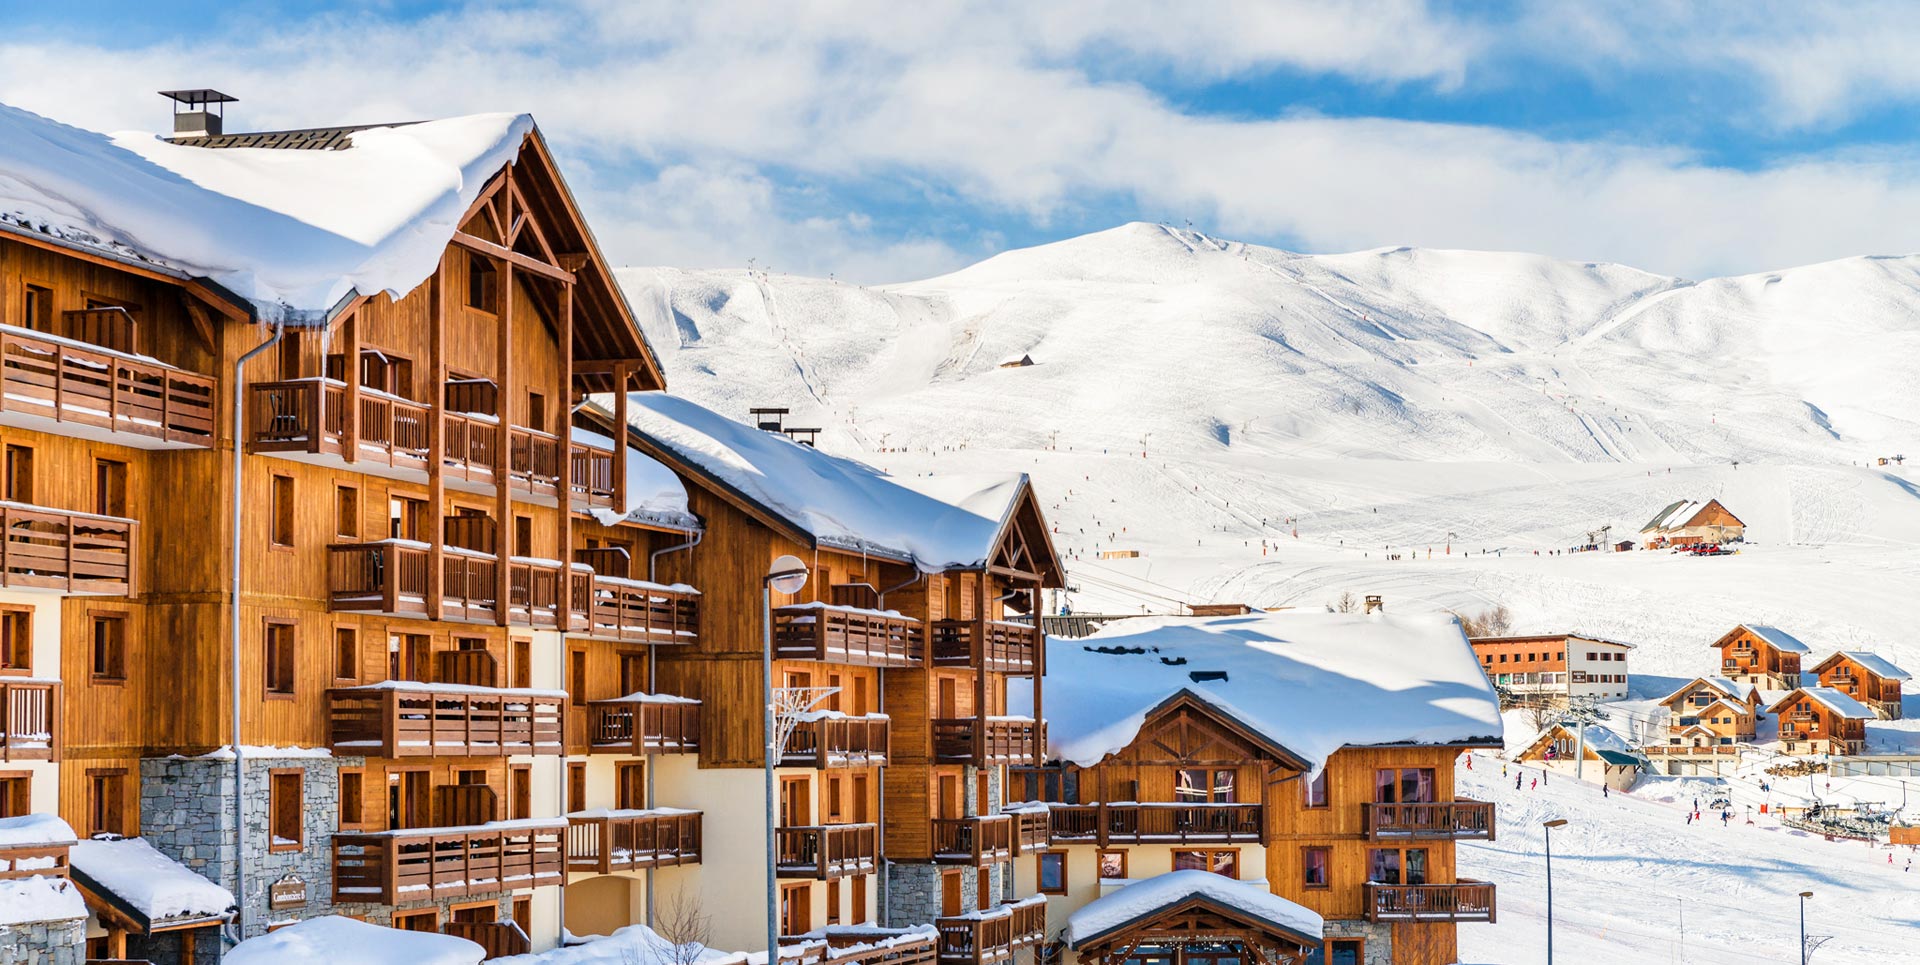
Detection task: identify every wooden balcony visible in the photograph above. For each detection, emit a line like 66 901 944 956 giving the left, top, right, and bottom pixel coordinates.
779 931 937 965
934 897 1048 965
782 715 890 768
326 684 564 758
1047 803 1263 845
564 809 703 874
441 921 530 960
569 435 617 509
773 604 924 668
0 504 137 596
1009 808 1049 855
248 379 431 469
0 326 215 447
775 823 879 879
444 414 568 499
931 620 1039 674
326 541 591 628
586 698 701 755
1365 879 1497 923
931 718 1043 767
1364 799 1496 841
578 576 700 645
331 819 565 904
0 825 70 880
931 814 1013 866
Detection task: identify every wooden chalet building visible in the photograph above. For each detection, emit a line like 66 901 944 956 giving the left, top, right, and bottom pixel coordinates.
1768 687 1874 757
1010 611 1503 965
1509 723 1645 791
1468 633 1632 705
1652 677 1760 752
1638 498 1744 548
1809 651 1908 720
1709 624 1811 691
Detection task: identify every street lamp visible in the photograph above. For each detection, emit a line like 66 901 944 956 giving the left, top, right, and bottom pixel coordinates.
1798 891 1813 965
1543 819 1569 964
763 555 809 961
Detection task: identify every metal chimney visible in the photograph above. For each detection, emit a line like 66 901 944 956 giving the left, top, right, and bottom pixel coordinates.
159 89 238 138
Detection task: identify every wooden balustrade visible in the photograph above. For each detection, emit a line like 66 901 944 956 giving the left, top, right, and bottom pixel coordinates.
931 718 1043 767
507 426 562 496
327 541 585 628
442 412 501 485
0 680 59 762
931 814 1013 866
0 837 69 881
565 810 703 874
1364 799 1496 841
773 605 924 668
331 821 565 905
580 576 700 645
327 685 563 758
1009 809 1049 855
0 327 214 446
782 715 890 768
586 699 701 755
934 899 1047 964
441 921 530 960
1047 803 1264 845
1365 879 1497 923
930 620 1039 674
774 823 879 879
0 504 137 595
569 441 616 508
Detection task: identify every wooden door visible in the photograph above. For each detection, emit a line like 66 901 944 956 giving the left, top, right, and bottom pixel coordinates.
781 776 811 827
937 775 960 820
390 772 430 830
937 678 958 719
851 774 870 824
977 771 992 813
940 870 961 916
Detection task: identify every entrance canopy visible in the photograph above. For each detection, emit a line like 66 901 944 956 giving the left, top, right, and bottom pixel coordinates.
1064 870 1323 965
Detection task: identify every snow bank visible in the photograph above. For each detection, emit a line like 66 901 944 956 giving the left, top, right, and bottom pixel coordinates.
493 922 745 965
227 915 483 965
71 837 234 924
1016 610 1503 770
0 101 531 322
604 392 1023 571
1063 869 1321 946
0 875 84 926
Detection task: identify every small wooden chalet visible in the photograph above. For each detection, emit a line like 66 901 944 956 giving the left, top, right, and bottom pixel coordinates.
1768 687 1873 757
1810 651 1909 720
1654 677 1760 748
1639 498 1744 547
1710 624 1810 691
1060 870 1322 965
1511 723 1644 791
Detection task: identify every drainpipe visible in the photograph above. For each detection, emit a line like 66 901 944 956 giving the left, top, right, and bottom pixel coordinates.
870 570 920 925
646 529 702 583
644 527 698 927
873 570 923 609
230 320 285 939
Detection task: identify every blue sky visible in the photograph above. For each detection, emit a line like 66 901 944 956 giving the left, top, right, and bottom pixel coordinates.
5 1 1920 282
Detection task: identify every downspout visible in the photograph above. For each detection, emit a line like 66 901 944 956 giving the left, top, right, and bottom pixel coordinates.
647 529 702 583
873 569 924 609
871 569 919 924
644 527 697 928
230 320 285 940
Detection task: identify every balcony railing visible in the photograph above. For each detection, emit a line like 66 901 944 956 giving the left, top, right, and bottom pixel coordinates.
0 504 137 596
782 715 890 768
932 814 1013 866
1009 808 1049 855
0 326 215 447
779 931 938 965
934 897 1048 965
775 823 879 879
569 438 617 509
773 604 924 668
579 576 700 645
441 921 531 960
1365 880 1497 923
931 718 1043 767
248 379 431 470
0 822 70 882
564 809 703 874
1047 803 1263 845
326 684 564 758
327 541 591 628
586 698 701 755
331 819 565 904
1364 799 1495 841
931 620 1039 674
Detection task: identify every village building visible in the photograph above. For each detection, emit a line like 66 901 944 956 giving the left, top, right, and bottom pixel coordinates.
1009 610 1503 965
1652 677 1760 753
1809 651 1908 720
1709 624 1811 691
1469 634 1632 705
1768 688 1874 757
1509 722 1646 792
1637 498 1745 548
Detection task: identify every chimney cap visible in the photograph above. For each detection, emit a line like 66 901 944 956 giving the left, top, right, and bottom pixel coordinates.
159 89 238 111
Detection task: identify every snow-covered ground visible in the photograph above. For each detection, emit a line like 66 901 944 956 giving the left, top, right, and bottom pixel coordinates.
618 222 1920 961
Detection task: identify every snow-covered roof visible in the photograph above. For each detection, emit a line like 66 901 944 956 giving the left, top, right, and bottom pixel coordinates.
1063 870 1322 948
603 392 1027 571
1769 686 1878 720
0 101 533 323
1016 611 1504 771
0 813 77 849
1734 625 1812 654
1657 676 1759 708
1640 499 1696 533
1825 651 1912 681
574 427 698 531
0 875 85 926
70 837 235 927
1513 720 1640 762
227 915 483 965
493 922 749 965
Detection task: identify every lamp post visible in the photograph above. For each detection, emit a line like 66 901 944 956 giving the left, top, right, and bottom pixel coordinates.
1798 890 1813 964
1543 819 1568 964
764 555 809 962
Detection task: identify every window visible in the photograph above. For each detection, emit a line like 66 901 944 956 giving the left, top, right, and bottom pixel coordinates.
850 875 868 925
570 650 588 706
361 349 414 399
826 878 842 924
1175 768 1237 802
335 486 359 538
616 762 646 810
0 771 29 819
512 638 532 689
392 909 438 933
1303 770 1329 809
1302 846 1330 888
1366 847 1429 885
4 445 32 503
527 390 547 433
1307 938 1365 965
270 474 295 546
90 614 126 681
781 881 813 935
467 254 499 312
270 769 303 851
22 284 52 333
1374 768 1435 804
94 459 127 517
826 775 843 821
1037 851 1067 894
86 769 126 837
339 770 365 829
1172 849 1239 878
264 620 296 697
1097 850 1126 879
568 762 586 812
511 765 532 820
333 627 357 681
0 608 29 674
514 515 533 556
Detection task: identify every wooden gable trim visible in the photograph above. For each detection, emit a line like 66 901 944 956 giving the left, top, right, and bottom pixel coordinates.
1125 691 1311 771
451 231 575 285
1136 705 1276 765
1067 893 1320 960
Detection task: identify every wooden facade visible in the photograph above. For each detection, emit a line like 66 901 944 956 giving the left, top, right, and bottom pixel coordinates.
1810 652 1907 720
1768 689 1871 756
1710 625 1806 691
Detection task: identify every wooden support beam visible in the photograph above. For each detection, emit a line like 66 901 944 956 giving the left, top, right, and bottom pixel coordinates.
179 297 220 355
612 362 630 511
428 257 447 617
973 572 988 768
496 231 516 627
557 282 574 633
450 231 576 285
